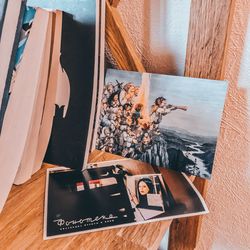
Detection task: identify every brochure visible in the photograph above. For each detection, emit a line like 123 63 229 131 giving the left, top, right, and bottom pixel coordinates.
44 159 208 239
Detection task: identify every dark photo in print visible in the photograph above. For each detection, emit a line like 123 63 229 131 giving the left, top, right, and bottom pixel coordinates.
44 160 208 239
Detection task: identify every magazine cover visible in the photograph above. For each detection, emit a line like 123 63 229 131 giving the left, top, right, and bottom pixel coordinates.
44 159 208 239
95 69 228 179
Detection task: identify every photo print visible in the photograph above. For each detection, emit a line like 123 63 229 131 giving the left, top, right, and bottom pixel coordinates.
126 174 174 221
96 69 228 179
44 160 208 239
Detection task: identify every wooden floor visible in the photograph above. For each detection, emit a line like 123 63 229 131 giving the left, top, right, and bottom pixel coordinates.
0 150 171 250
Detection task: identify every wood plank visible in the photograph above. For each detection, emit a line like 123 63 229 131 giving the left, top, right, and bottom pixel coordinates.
169 0 234 249
105 0 145 72
108 0 120 8
169 178 209 250
184 0 233 80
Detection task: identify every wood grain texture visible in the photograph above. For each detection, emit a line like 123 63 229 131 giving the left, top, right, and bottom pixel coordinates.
106 0 145 72
108 0 121 8
184 0 232 80
0 150 171 250
169 0 234 249
169 178 209 250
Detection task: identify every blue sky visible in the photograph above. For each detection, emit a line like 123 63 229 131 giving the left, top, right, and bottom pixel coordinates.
106 69 228 137
27 0 96 23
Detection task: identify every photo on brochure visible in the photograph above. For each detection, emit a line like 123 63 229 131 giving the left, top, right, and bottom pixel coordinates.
126 174 174 221
95 69 228 179
44 160 208 239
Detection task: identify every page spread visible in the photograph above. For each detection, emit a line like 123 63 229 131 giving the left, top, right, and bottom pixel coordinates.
44 159 208 239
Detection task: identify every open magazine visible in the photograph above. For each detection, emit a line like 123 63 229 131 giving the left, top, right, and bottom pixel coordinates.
44 159 208 239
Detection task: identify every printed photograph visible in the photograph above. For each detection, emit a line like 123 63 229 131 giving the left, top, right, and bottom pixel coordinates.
44 161 208 239
96 69 228 178
126 174 174 221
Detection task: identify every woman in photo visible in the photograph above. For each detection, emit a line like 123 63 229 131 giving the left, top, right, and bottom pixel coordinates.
131 178 163 211
136 178 155 209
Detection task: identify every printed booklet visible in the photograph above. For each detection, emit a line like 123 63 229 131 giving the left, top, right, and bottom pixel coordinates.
44 159 208 239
